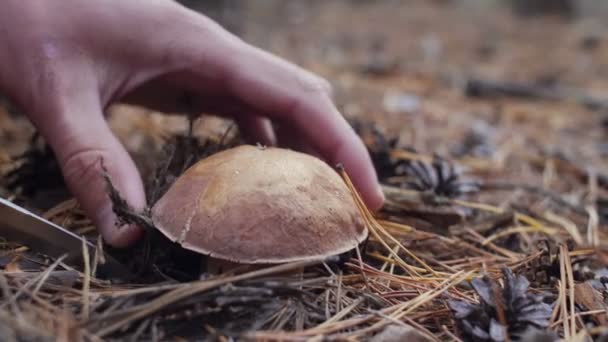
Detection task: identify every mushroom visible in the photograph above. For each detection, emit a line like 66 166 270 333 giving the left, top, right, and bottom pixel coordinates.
150 145 367 272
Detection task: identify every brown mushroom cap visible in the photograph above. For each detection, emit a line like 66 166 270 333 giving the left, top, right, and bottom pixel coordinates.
151 145 367 264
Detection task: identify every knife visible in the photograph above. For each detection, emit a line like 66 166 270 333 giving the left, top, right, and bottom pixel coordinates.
0 197 129 278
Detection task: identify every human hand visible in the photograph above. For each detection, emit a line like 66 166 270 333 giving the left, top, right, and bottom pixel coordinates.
0 0 384 247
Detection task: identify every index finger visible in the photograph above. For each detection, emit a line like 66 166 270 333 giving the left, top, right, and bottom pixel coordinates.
220 45 385 210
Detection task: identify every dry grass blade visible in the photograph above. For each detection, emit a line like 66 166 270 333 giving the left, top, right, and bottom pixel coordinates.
481 226 558 245
561 244 577 336
82 238 91 321
546 212 583 246
391 270 473 318
559 246 571 338
316 297 363 328
586 205 599 247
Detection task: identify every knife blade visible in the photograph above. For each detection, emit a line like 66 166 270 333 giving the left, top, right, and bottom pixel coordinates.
0 197 129 277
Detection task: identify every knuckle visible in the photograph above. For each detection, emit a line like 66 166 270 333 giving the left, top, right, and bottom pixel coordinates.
61 148 109 187
287 74 334 117
316 77 334 95
159 8 243 70
24 39 87 114
29 38 71 76
297 73 333 97
26 46 64 93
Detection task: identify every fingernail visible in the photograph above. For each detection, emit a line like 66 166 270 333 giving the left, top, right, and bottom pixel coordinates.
377 183 385 199
372 184 385 211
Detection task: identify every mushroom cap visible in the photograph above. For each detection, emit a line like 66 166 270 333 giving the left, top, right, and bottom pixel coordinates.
151 145 367 264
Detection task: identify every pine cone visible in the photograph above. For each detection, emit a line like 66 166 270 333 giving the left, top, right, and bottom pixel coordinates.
398 155 479 198
448 267 554 341
350 120 479 199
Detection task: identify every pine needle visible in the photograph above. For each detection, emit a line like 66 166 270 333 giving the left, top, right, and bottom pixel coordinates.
82 238 91 321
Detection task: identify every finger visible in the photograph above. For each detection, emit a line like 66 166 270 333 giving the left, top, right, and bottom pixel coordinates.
30 91 146 247
199 46 384 209
120 77 250 118
229 57 384 210
274 121 323 158
234 114 276 147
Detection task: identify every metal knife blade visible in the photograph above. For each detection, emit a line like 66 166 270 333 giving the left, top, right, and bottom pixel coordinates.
0 197 129 277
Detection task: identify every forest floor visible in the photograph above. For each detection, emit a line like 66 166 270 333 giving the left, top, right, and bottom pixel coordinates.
1 1 608 340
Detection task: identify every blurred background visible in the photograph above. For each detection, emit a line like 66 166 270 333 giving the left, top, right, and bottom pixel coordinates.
2 0 608 211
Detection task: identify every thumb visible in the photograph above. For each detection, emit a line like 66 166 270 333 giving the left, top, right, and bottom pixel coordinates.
31 92 146 248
